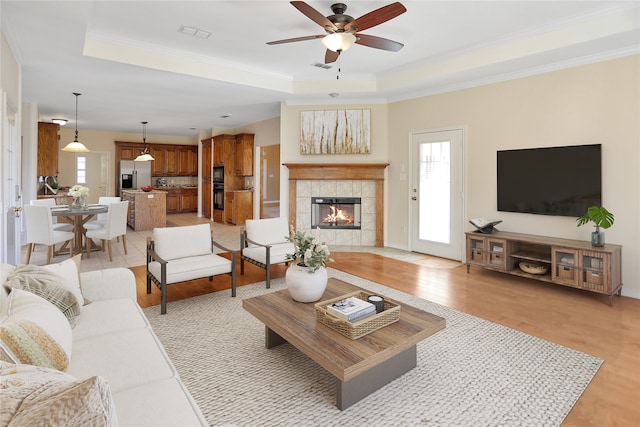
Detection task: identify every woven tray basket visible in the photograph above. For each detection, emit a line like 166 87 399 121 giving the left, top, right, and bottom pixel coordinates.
315 291 401 340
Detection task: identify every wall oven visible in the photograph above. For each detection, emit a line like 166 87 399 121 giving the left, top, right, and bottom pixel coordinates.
213 183 224 210
212 166 224 183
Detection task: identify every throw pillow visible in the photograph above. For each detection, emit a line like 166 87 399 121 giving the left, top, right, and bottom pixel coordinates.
0 320 68 371
0 362 117 427
41 254 83 298
4 264 82 327
0 289 72 370
0 361 75 426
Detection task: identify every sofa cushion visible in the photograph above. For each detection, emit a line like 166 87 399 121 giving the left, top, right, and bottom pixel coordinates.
153 224 211 261
242 242 295 265
67 328 177 393
148 254 232 285
4 264 82 327
112 378 208 427
72 299 149 342
245 217 290 247
0 320 68 371
0 289 72 371
0 362 117 427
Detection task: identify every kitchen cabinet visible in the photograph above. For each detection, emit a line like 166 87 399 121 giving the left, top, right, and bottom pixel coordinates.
165 188 180 213
150 146 166 176
213 138 223 166
165 147 177 175
178 146 198 176
163 187 197 214
213 134 236 170
115 141 198 177
235 133 254 176
201 138 212 218
121 190 166 231
179 188 198 212
37 122 59 176
224 191 253 225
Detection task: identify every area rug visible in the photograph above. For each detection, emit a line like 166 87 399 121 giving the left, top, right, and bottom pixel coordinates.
143 269 602 427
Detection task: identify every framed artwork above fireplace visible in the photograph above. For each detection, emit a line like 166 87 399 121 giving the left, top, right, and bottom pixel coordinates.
300 109 371 154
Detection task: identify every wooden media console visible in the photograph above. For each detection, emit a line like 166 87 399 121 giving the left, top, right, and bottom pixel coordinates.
465 231 622 305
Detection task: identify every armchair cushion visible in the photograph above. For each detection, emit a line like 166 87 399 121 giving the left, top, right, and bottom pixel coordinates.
153 224 211 261
148 254 232 285
245 217 290 247
242 242 294 265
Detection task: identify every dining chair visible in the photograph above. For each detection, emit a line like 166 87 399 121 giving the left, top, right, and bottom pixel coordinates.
85 201 129 262
23 205 75 264
83 196 122 232
30 199 74 232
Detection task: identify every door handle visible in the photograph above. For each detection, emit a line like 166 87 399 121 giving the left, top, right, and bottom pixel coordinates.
411 196 417 201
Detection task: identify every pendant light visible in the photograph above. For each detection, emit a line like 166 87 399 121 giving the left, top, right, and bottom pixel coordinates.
61 92 90 152
134 121 154 161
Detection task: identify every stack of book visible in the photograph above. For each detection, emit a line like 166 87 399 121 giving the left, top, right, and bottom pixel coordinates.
326 296 376 322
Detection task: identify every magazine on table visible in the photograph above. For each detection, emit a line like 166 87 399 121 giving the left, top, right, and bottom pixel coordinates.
327 297 376 322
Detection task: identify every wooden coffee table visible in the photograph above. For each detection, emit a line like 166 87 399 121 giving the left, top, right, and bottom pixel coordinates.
242 277 446 409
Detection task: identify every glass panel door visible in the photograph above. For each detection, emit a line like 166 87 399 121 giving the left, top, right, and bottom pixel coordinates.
410 129 464 260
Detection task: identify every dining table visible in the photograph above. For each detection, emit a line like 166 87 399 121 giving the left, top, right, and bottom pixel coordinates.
51 204 108 256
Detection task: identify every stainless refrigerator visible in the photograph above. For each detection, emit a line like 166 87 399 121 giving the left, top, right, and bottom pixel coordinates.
119 160 152 196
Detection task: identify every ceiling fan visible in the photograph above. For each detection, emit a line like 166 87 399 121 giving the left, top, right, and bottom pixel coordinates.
267 1 407 64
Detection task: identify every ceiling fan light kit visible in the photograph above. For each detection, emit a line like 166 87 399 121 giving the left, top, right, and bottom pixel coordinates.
267 1 406 64
322 32 356 52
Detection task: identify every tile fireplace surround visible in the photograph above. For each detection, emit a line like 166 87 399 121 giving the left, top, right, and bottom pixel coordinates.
284 164 389 247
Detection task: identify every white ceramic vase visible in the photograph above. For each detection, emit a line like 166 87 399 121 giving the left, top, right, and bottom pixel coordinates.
286 264 328 303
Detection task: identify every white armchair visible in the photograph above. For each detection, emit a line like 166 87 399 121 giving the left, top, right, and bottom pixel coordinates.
146 224 236 314
240 217 295 288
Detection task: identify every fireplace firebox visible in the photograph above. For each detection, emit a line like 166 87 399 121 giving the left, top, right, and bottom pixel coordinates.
311 197 361 229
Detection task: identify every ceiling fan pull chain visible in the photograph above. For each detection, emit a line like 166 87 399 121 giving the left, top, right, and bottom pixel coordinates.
337 53 341 80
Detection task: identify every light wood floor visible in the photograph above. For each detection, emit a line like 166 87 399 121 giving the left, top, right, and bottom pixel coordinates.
130 224 640 426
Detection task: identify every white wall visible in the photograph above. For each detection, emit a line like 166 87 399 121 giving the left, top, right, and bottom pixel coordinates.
386 55 640 298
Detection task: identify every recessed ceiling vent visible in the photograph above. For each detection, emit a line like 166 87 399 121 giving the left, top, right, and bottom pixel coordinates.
312 62 332 69
178 25 211 39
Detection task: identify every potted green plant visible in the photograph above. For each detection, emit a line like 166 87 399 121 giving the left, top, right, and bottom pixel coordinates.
576 206 614 247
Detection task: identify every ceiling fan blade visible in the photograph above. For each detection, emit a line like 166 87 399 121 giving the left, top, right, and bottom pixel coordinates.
355 34 404 51
267 34 324 45
325 49 340 64
344 2 407 32
291 1 337 31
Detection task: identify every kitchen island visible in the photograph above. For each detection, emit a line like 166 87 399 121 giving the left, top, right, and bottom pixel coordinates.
121 190 166 231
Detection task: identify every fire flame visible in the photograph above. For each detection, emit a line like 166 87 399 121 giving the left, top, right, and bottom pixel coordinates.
323 205 353 224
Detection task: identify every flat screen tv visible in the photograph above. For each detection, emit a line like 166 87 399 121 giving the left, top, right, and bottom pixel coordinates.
497 144 601 217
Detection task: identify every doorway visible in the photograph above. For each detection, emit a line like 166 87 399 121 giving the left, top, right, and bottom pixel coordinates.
58 151 110 204
259 145 280 219
410 128 464 260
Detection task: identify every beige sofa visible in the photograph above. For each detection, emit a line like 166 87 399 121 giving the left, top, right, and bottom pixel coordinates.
0 260 207 426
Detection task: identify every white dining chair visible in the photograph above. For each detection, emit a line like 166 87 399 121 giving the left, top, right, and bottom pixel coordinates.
30 199 74 232
84 196 121 232
85 201 129 262
24 205 75 264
